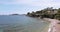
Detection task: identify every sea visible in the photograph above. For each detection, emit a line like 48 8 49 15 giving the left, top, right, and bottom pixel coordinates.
0 15 49 32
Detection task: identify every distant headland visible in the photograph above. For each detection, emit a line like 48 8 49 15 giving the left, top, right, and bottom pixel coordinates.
9 14 26 16
27 7 60 20
11 14 19 15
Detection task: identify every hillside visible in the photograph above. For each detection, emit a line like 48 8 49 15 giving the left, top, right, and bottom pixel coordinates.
27 7 60 20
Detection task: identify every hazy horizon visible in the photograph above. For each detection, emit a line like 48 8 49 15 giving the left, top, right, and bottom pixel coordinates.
0 0 60 15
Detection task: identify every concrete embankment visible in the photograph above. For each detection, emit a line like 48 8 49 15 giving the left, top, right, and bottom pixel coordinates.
43 18 60 32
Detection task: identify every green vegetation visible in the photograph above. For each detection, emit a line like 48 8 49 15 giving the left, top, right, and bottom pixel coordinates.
55 8 60 20
27 7 60 20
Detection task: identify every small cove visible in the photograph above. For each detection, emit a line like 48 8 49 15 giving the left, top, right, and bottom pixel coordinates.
0 15 49 32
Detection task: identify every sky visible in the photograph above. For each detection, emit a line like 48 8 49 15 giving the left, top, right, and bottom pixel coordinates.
0 0 60 15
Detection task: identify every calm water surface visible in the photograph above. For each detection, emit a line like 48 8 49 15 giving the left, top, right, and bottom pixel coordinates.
0 15 49 32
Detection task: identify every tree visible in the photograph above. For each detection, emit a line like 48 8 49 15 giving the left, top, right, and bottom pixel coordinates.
54 8 60 20
27 12 30 15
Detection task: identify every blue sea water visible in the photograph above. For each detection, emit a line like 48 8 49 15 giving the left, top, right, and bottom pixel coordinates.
0 15 49 32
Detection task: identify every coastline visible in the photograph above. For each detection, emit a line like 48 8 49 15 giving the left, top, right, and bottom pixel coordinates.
43 18 60 32
43 18 51 32
42 23 50 32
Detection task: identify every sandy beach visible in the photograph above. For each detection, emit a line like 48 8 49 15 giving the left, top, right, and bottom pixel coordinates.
43 18 60 32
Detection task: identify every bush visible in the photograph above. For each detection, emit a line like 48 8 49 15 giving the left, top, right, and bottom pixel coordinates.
55 14 60 20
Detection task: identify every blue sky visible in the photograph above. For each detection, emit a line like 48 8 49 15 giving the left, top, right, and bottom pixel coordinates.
0 0 60 15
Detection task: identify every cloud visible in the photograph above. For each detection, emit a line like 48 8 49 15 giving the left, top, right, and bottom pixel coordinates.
0 0 60 15
0 0 60 9
0 0 60 8
0 0 60 7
